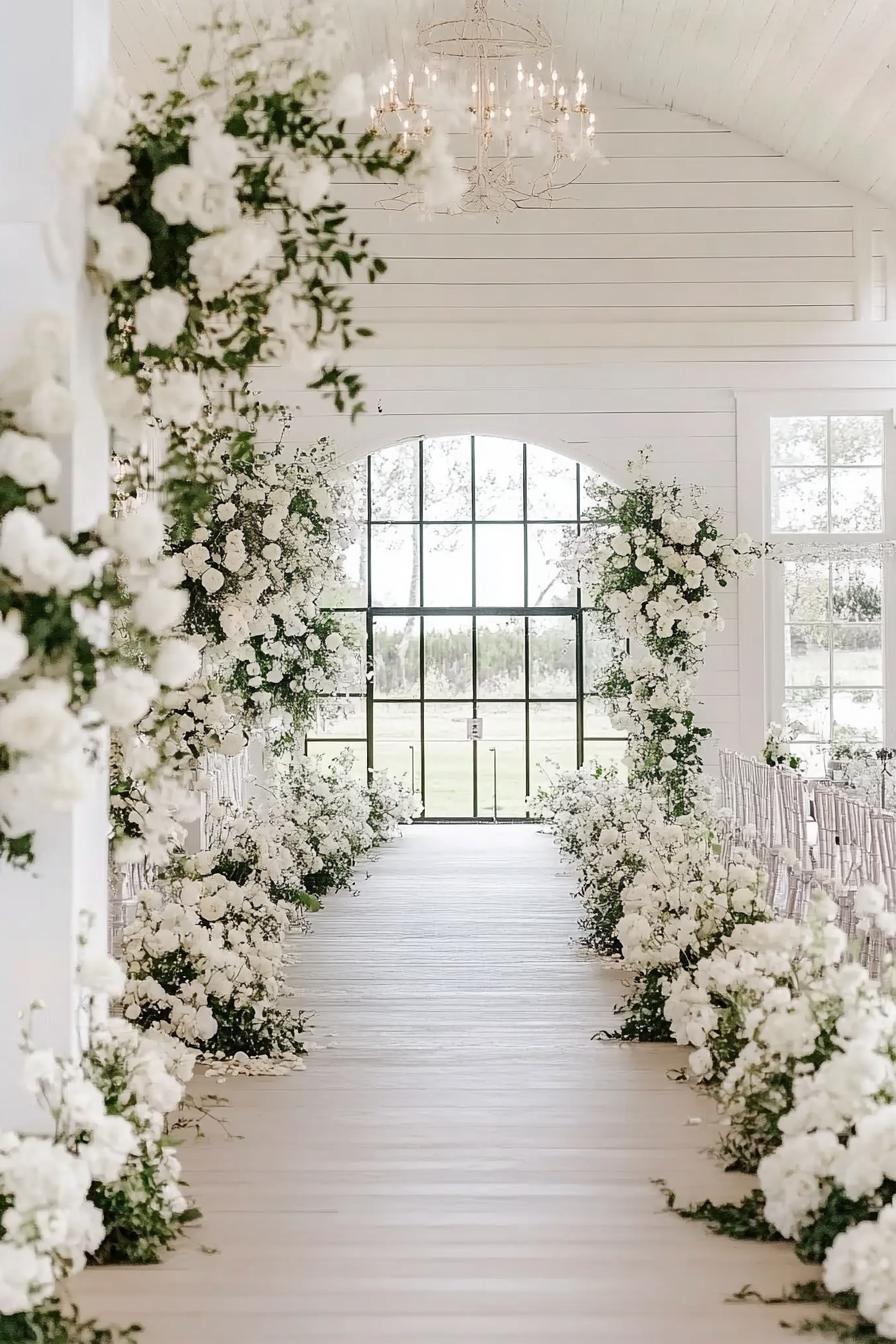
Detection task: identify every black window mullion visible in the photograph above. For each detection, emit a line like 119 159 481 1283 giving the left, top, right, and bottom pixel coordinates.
366 453 374 782
522 442 531 808
470 434 478 817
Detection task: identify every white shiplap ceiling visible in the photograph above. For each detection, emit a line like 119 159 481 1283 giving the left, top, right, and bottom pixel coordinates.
111 0 896 206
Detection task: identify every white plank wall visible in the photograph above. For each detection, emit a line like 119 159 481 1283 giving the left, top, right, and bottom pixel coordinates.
257 325 896 763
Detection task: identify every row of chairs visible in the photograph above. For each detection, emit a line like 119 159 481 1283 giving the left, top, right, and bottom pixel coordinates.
718 749 896 969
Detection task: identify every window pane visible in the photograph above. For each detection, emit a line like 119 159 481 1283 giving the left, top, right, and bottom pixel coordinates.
306 741 367 781
370 441 419 520
475 524 524 605
307 696 366 737
830 415 884 465
830 468 882 533
371 524 419 606
832 559 882 621
476 615 525 696
770 416 827 466
529 702 577 800
582 613 617 691
526 443 578 519
322 533 367 608
422 523 472 605
785 624 829 687
423 703 473 817
529 615 576 697
584 695 619 736
833 689 883 746
330 611 366 695
579 466 605 513
475 703 526 818
771 467 827 531
373 615 420 697
423 436 471 520
783 559 829 623
583 739 628 771
833 625 883 687
423 616 473 697
373 702 420 789
784 688 829 748
527 524 577 606
474 437 523 520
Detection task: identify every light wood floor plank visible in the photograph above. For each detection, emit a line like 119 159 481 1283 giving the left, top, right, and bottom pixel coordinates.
72 825 816 1342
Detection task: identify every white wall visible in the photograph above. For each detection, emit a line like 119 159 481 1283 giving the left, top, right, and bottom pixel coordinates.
255 92 896 767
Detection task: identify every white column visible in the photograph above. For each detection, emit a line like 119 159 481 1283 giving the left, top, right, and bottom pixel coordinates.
0 0 110 1127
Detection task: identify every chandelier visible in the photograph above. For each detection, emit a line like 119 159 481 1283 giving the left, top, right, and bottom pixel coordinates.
369 0 601 213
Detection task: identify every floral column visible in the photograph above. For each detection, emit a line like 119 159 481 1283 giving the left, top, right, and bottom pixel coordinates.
0 0 110 1126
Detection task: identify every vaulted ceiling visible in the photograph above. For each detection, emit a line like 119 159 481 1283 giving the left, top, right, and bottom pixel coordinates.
112 0 896 206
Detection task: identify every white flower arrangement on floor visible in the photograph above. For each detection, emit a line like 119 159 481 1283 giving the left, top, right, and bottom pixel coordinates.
543 758 896 1339
0 948 192 1336
120 868 303 1058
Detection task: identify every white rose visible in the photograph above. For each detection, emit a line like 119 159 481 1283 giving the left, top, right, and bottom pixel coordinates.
305 633 321 652
324 632 342 651
20 380 73 436
0 431 61 490
101 499 167 562
261 514 283 540
132 583 188 635
187 222 275 300
658 756 677 774
201 567 225 594
90 665 159 727
151 370 203 427
134 288 189 350
0 681 81 753
217 501 237 521
281 160 331 211
151 164 204 225
198 894 227 922
0 612 28 679
610 533 630 556
98 372 144 440
188 115 241 179
96 146 134 194
90 207 150 280
78 951 126 997
153 638 201 688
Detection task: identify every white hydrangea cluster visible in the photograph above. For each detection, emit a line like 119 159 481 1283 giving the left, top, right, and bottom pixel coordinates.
0 950 193 1314
532 764 667 953
570 453 759 817
824 1199 896 1338
178 436 356 727
119 868 301 1057
575 461 759 662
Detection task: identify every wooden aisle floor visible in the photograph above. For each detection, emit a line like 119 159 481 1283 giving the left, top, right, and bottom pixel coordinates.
74 824 816 1343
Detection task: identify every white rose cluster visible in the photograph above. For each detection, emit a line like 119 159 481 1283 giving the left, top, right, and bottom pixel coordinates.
0 950 193 1314
120 870 302 1057
176 436 355 728
541 755 896 1338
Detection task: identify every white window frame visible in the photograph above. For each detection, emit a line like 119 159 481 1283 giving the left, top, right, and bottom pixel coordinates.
735 391 896 761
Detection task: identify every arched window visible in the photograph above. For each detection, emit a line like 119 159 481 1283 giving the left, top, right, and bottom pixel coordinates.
310 435 625 819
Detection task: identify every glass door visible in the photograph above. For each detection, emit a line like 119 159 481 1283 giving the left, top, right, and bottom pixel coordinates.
308 435 629 819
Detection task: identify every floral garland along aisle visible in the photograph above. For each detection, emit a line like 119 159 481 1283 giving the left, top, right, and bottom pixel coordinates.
0 3 442 1336
540 455 896 1340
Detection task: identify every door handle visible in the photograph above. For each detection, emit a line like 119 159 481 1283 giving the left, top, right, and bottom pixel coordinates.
490 747 497 822
409 744 415 794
